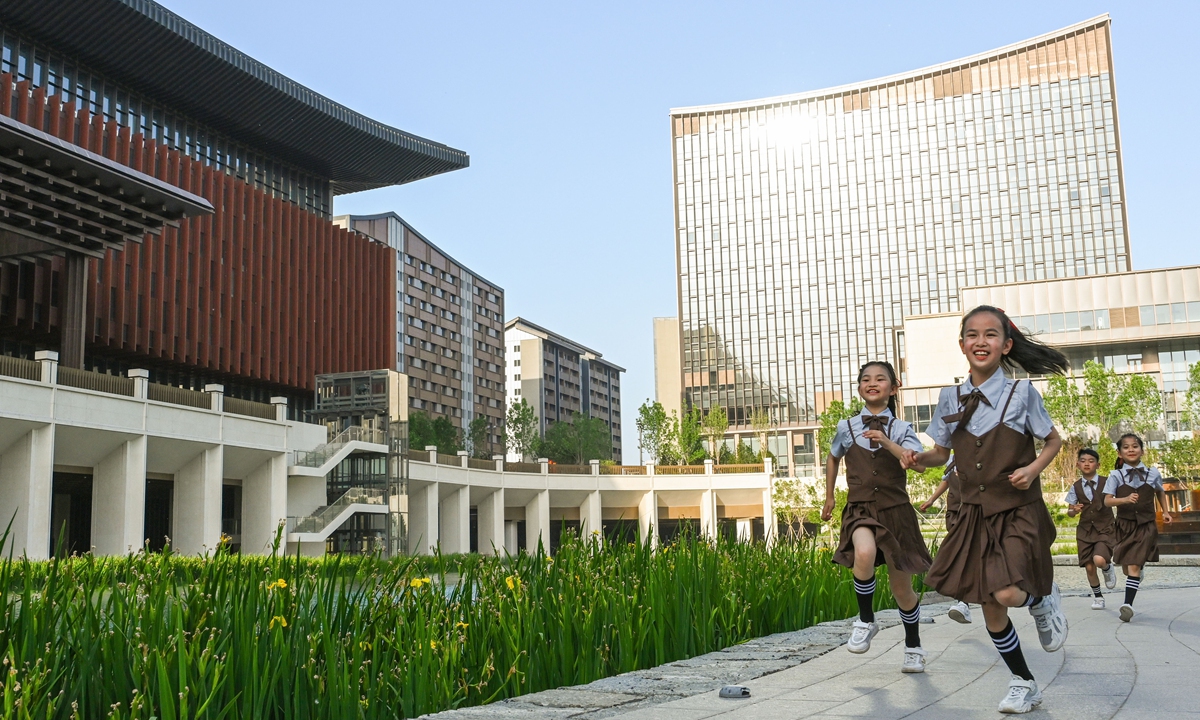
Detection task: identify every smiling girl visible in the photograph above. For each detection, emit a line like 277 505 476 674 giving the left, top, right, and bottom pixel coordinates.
822 361 931 673
902 306 1068 715
1103 433 1173 623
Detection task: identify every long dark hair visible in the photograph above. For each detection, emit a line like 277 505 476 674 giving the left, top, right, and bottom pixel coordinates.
1113 432 1144 469
857 360 900 416
960 305 1069 376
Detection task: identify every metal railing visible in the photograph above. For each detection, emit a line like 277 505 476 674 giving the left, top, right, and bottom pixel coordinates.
468 457 496 470
292 426 387 468
56 367 134 396
599 465 647 475
0 355 39 381
147 383 211 409
289 487 385 534
655 465 706 475
436 453 462 466
506 462 542 474
714 463 765 474
549 464 592 474
224 396 275 420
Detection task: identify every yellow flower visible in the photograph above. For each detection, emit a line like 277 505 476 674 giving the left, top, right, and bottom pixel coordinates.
269 615 288 630
455 621 469 630
505 575 520 591
266 578 288 591
545 557 554 564
410 577 432 589
359 640 372 651
429 640 438 650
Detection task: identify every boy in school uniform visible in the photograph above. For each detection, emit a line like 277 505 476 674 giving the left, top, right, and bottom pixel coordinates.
1064 448 1118 608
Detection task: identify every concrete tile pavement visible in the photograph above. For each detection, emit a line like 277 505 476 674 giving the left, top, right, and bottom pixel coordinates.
633 587 1200 719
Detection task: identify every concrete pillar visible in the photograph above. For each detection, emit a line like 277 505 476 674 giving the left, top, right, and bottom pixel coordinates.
477 488 505 556
504 520 519 556
762 486 778 548
638 490 658 549
92 435 147 555
700 488 717 540
440 486 470 554
0 425 54 559
172 446 223 554
736 518 753 543
241 454 287 555
35 350 58 384
425 446 437 464
580 490 602 543
457 450 469 468
205 384 224 412
704 458 714 475
129 369 149 400
589 459 600 476
524 489 549 554
538 458 549 474
59 251 88 369
271 397 288 422
492 454 504 472
785 429 795 478
407 483 439 555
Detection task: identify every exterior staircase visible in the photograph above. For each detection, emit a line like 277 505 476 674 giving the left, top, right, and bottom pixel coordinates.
289 426 388 476
287 487 387 542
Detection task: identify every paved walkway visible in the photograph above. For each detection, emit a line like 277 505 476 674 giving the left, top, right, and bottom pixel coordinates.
611 586 1200 720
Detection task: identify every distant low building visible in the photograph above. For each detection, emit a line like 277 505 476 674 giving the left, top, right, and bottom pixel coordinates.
505 318 624 462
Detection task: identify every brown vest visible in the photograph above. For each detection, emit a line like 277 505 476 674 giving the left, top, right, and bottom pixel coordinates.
950 380 1043 517
1113 469 1157 524
1072 478 1115 535
844 418 911 510
945 463 961 512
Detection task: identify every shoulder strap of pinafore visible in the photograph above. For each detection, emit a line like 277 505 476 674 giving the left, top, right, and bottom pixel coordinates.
998 378 1023 422
847 416 858 441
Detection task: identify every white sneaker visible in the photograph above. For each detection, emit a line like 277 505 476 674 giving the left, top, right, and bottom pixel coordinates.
1029 582 1068 652
846 620 879 654
1091 596 1105 610
1103 563 1117 590
1119 603 1134 622
998 676 1043 714
948 601 972 624
901 646 927 673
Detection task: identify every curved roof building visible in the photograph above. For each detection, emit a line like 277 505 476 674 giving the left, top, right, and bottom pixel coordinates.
667 16 1128 469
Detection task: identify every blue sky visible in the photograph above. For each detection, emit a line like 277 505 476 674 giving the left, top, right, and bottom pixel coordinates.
161 1 1200 462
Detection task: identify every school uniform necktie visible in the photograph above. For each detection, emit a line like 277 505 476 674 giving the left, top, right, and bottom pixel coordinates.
946 388 990 426
862 415 889 449
1085 480 1095 501
1126 467 1146 486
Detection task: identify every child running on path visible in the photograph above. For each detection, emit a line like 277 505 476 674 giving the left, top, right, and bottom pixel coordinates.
1064 448 1118 609
920 458 973 624
902 306 1069 714
1103 433 1173 622
822 361 932 673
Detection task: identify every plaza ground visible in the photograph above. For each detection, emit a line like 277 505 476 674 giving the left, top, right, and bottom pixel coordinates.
426 561 1200 719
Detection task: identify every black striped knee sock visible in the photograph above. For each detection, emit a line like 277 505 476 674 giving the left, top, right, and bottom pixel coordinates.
1124 576 1140 606
1091 584 1102 598
899 603 921 648
853 574 876 623
988 619 1033 681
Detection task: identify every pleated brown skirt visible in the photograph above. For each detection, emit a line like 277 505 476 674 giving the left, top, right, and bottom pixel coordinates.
1112 517 1159 566
833 501 933 575
925 500 1056 604
1076 525 1115 567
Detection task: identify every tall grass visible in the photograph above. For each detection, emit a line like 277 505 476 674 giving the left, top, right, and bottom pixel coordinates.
0 532 896 719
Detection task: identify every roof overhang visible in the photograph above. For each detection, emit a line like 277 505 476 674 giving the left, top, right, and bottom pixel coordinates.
0 112 213 261
0 0 469 195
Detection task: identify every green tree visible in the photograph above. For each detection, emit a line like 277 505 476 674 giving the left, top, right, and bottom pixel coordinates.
505 399 540 461
1185 361 1200 430
666 408 707 466
539 412 611 464
702 406 729 464
635 400 670 464
750 408 773 463
408 411 462 454
467 416 491 459
734 440 759 464
816 399 864 463
1159 435 1200 481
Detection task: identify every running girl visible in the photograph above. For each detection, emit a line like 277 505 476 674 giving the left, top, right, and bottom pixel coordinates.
1103 433 1173 622
920 458 973 625
902 306 1069 714
822 361 931 673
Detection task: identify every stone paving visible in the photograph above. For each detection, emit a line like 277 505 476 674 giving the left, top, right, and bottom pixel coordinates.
425 562 1200 719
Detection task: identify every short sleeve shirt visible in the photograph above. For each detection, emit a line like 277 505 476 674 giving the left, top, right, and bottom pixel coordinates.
829 407 923 458
925 368 1055 449
1064 476 1103 504
1102 464 1164 496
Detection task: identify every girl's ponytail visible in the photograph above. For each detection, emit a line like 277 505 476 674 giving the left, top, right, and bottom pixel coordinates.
961 305 1069 376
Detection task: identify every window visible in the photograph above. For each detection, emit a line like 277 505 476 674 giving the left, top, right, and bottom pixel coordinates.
1156 304 1171 325
1171 303 1187 323
1139 306 1156 327
1079 310 1094 331
1189 302 1200 322
1094 309 1110 329
1050 313 1065 333
1064 312 1079 332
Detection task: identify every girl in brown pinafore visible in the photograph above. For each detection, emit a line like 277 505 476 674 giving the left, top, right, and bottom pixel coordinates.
822 361 931 673
903 306 1068 715
921 458 974 625
1102 433 1173 623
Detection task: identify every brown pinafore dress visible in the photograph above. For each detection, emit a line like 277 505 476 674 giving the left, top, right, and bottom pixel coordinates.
832 418 933 574
944 461 963 530
924 381 1057 604
1072 478 1115 567
1111 469 1160 566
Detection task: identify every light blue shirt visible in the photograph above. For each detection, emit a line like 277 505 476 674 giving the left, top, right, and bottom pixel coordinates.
1102 463 1164 496
925 368 1055 448
1064 475 1103 504
830 407 923 458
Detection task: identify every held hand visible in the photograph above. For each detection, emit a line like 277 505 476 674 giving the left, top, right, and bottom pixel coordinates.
1008 466 1037 490
1069 503 1085 514
820 498 835 522
1126 492 1139 505
900 449 919 470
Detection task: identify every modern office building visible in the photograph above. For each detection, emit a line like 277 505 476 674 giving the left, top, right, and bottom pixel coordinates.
0 0 468 415
901 265 1200 436
505 318 624 462
333 213 506 453
664 15 1127 476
